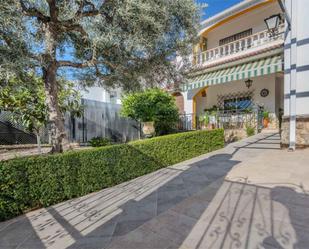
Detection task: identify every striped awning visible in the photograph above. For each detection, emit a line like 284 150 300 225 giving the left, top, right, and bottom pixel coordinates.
182 55 283 91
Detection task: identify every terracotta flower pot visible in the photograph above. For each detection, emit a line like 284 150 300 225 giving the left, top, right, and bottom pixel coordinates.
142 122 155 137
263 118 269 128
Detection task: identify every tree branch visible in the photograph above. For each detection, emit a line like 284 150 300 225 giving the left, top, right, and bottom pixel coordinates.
19 1 50 22
57 60 93 68
76 0 99 18
61 22 88 38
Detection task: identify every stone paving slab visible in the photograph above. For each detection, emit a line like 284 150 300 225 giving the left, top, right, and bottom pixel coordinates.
1 132 309 249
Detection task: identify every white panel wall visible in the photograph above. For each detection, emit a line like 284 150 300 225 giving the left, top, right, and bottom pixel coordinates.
295 0 309 115
284 0 309 116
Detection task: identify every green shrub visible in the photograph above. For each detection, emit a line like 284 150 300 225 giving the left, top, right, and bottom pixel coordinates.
121 88 179 135
246 125 255 137
0 129 224 221
88 136 112 147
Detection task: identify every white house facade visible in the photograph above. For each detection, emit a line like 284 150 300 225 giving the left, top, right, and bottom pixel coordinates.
173 0 308 148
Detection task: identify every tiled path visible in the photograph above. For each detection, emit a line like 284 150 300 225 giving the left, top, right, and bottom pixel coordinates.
1 133 309 249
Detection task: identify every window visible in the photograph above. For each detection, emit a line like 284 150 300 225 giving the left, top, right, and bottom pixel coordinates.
224 96 252 111
219 29 252 46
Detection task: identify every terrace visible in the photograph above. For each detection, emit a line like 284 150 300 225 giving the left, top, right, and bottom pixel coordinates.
192 24 284 69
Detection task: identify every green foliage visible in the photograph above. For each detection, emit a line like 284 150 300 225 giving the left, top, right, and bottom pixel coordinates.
88 137 112 147
121 89 179 135
0 129 224 221
0 0 199 89
246 125 255 137
0 75 83 134
263 110 270 120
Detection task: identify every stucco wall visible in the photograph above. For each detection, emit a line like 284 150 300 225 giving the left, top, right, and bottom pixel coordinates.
182 73 283 119
203 74 279 114
182 91 194 114
205 2 281 50
81 87 122 104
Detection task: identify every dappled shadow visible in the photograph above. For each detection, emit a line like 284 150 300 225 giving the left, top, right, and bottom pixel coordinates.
0 150 240 248
182 180 309 249
62 152 239 248
2 132 305 249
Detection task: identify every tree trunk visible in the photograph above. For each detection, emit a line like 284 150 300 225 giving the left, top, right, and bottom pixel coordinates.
35 131 42 154
43 22 67 153
43 65 67 153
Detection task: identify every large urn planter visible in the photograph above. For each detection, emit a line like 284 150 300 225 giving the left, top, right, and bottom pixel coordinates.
142 121 155 137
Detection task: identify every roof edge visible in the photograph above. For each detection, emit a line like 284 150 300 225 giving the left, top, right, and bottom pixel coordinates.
199 0 273 36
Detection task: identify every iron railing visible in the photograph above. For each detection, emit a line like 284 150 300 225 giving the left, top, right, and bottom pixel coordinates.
178 109 263 132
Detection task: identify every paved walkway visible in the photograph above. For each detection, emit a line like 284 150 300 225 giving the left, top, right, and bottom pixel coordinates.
1 133 309 249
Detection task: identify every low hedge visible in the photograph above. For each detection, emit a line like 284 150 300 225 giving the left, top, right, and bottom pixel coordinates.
0 129 224 221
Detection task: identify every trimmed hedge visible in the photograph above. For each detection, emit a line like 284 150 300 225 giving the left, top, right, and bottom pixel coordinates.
0 129 224 221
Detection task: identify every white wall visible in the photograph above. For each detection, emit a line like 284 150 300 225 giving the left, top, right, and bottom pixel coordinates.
182 91 194 114
81 87 122 104
284 0 309 116
294 0 309 116
205 2 282 50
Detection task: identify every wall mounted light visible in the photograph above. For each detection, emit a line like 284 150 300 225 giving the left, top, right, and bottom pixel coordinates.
245 79 253 89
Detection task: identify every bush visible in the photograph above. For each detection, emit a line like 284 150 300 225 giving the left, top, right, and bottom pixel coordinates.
0 129 224 221
88 136 112 147
121 88 179 135
246 125 255 137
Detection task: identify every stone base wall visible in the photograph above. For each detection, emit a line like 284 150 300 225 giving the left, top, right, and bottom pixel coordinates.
281 115 309 148
224 129 247 143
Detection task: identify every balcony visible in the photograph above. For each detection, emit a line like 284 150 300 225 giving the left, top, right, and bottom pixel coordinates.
193 25 284 68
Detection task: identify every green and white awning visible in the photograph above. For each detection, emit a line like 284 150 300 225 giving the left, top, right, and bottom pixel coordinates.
182 55 283 91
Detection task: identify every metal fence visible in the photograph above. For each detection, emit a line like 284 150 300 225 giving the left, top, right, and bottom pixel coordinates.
0 99 140 145
69 99 140 143
178 109 263 132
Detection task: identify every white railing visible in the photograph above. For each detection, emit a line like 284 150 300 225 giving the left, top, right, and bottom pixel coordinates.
193 25 284 66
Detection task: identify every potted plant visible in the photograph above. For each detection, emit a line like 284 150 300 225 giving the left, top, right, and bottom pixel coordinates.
199 113 209 130
263 110 270 128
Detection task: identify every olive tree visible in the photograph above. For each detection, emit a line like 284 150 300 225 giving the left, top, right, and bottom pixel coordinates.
0 75 82 152
0 0 199 152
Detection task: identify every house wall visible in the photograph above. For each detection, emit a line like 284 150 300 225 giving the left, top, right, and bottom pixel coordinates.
182 73 284 126
81 87 122 104
182 91 194 114
200 74 278 114
282 0 309 147
204 2 281 50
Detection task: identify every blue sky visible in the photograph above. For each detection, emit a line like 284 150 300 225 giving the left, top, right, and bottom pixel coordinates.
197 0 243 20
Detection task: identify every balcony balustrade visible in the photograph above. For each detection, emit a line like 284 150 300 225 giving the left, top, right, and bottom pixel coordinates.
193 25 284 66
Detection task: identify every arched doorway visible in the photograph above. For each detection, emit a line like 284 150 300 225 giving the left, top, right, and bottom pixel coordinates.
172 92 184 114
